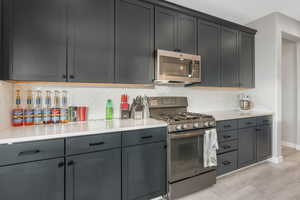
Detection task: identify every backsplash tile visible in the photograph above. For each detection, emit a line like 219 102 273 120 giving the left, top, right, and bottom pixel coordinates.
0 81 13 131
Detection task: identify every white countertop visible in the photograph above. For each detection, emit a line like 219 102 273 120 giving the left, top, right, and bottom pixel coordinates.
206 110 273 121
0 118 167 144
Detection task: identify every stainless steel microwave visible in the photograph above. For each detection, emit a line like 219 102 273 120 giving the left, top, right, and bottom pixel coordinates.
155 49 201 85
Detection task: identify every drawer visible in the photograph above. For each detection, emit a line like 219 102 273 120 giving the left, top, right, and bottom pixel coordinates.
66 132 121 155
217 120 237 132
217 140 238 154
123 128 166 147
238 118 257 129
217 151 237 176
218 130 238 142
0 139 64 166
257 116 272 126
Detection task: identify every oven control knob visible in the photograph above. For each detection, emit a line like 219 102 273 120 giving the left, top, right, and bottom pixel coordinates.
209 121 215 127
176 125 183 131
204 122 210 127
194 123 200 128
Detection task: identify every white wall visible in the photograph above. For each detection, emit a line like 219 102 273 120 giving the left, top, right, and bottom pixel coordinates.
281 39 297 144
0 81 13 131
13 84 243 120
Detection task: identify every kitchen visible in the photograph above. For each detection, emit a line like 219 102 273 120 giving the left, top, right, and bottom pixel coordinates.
0 0 299 199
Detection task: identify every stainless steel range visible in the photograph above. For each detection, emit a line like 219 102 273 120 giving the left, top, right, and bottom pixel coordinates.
148 97 217 200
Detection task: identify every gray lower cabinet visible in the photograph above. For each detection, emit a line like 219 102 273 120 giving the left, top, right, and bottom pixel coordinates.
238 127 257 168
0 158 64 200
217 151 237 176
66 149 121 200
122 142 167 200
257 125 272 161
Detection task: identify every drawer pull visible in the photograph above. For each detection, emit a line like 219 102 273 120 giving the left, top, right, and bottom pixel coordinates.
256 128 262 131
89 142 105 147
222 145 231 149
246 122 253 125
224 125 231 128
18 149 40 156
141 135 153 139
67 160 74 166
263 120 269 123
223 135 231 139
222 161 232 166
58 162 65 168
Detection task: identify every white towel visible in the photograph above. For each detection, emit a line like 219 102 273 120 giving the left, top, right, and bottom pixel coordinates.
203 128 219 168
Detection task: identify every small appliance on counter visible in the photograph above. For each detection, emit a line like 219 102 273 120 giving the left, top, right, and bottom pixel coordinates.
130 96 144 120
239 94 252 111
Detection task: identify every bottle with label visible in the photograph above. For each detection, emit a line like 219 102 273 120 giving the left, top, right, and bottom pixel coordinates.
43 90 53 124
105 99 113 120
11 89 24 127
24 90 34 126
60 90 69 123
33 90 43 125
52 90 61 123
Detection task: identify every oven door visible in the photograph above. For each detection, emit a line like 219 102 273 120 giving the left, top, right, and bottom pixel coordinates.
169 130 212 183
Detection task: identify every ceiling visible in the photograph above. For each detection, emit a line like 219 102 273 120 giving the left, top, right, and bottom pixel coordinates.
167 0 300 25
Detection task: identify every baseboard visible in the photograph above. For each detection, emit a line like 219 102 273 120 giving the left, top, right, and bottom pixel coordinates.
268 156 283 164
281 141 300 150
281 141 297 148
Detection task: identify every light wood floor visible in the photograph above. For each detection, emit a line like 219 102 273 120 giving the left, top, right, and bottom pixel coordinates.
179 147 300 200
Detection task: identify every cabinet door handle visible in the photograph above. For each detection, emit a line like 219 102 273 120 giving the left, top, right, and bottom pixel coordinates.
18 149 40 156
222 161 232 166
89 141 105 147
256 128 262 131
69 75 75 79
263 120 269 123
58 162 65 168
62 74 67 79
222 145 231 149
224 125 231 128
141 135 153 139
223 135 231 139
246 122 253 125
67 160 74 166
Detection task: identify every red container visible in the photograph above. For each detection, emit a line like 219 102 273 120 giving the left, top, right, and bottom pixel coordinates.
78 106 88 121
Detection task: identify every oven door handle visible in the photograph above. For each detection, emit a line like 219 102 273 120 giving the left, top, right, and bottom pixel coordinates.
170 131 205 139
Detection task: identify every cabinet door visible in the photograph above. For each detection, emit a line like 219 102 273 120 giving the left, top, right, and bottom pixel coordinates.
221 26 239 87
66 149 121 200
239 32 255 88
178 14 197 54
198 20 221 86
116 0 154 84
5 0 67 81
155 7 178 52
257 125 272 161
0 159 64 200
122 142 167 200
68 0 114 83
238 127 257 168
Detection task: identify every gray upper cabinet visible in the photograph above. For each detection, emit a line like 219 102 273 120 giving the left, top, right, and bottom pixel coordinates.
122 142 167 200
239 32 255 88
221 26 239 87
0 158 64 200
197 20 221 86
4 0 67 81
116 0 154 84
178 14 197 54
66 149 121 200
238 127 257 168
155 7 178 52
67 0 115 83
155 7 197 54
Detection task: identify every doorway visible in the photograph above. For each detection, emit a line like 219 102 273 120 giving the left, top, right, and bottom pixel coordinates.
281 35 300 156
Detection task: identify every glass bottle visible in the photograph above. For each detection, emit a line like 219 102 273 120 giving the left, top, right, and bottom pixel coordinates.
24 90 34 126
43 90 53 124
60 90 69 123
34 90 43 125
52 90 61 124
11 89 24 127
